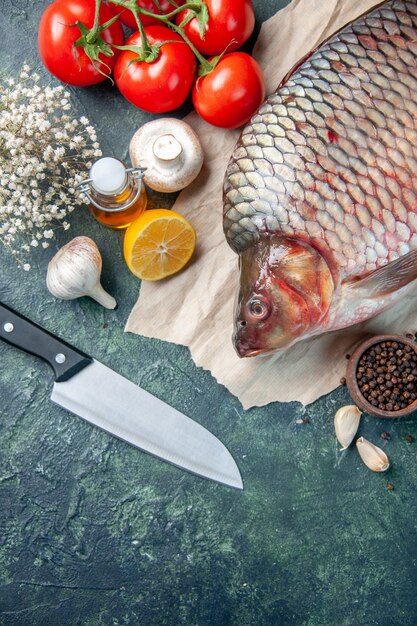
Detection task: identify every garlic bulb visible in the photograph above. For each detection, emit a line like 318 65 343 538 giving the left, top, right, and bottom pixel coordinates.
356 437 390 472
334 405 361 449
129 118 204 193
47 236 116 309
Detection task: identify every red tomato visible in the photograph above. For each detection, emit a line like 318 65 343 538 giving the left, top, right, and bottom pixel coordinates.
114 26 197 113
113 0 184 29
38 0 124 87
176 0 255 56
192 52 265 129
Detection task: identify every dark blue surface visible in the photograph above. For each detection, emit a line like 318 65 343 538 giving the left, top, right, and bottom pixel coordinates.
1 1 417 625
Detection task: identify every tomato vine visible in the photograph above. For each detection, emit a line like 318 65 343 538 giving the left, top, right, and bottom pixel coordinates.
38 0 265 127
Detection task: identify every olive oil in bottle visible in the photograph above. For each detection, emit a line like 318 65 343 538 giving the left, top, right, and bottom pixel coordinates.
77 157 147 229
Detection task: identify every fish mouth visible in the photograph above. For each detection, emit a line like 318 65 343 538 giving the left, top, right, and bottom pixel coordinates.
235 339 265 358
235 333 292 357
238 348 263 358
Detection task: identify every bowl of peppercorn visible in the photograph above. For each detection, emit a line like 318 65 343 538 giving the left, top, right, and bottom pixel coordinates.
346 334 417 418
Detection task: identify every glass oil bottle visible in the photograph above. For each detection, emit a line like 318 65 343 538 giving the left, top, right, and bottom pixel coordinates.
76 157 147 229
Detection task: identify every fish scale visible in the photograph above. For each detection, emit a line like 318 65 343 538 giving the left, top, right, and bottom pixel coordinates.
224 0 417 279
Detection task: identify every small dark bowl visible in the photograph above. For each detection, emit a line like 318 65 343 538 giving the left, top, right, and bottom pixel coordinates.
346 334 417 418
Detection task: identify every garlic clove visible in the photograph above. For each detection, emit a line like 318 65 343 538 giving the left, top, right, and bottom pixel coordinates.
47 236 116 310
334 404 361 449
356 437 390 472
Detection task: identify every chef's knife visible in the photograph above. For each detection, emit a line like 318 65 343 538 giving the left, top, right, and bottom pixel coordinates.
0 302 243 489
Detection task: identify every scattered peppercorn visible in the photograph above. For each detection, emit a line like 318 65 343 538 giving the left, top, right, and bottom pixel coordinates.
380 431 391 440
340 377 346 385
345 354 351 360
356 340 417 412
386 482 394 491
404 434 414 443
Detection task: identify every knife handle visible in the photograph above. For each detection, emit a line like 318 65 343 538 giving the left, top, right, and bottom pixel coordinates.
0 302 92 382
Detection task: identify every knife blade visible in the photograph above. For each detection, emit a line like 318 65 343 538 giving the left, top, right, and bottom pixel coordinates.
0 302 243 490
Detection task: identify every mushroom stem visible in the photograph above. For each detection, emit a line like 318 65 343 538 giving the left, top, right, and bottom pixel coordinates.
153 134 183 164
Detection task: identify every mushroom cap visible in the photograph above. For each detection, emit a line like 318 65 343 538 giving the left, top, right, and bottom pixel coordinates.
129 118 204 193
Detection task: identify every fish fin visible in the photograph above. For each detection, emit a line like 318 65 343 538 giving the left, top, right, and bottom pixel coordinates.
343 249 417 298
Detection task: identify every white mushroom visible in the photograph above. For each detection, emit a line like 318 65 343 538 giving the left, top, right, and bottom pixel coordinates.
129 118 204 193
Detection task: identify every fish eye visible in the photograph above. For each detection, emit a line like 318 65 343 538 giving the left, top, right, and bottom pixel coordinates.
247 298 270 320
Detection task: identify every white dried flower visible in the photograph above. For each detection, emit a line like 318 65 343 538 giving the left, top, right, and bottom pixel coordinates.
0 65 102 269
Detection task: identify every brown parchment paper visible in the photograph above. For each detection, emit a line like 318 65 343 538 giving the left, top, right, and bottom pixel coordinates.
126 0 417 409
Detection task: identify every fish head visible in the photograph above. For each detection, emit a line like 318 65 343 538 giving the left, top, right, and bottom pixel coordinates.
234 236 334 357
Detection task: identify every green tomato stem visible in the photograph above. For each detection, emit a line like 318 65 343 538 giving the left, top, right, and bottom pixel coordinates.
109 0 200 21
88 0 103 43
168 21 212 72
107 0 153 54
134 11 152 53
107 0 214 73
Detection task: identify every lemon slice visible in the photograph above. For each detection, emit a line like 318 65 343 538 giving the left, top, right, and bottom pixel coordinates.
123 209 196 280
